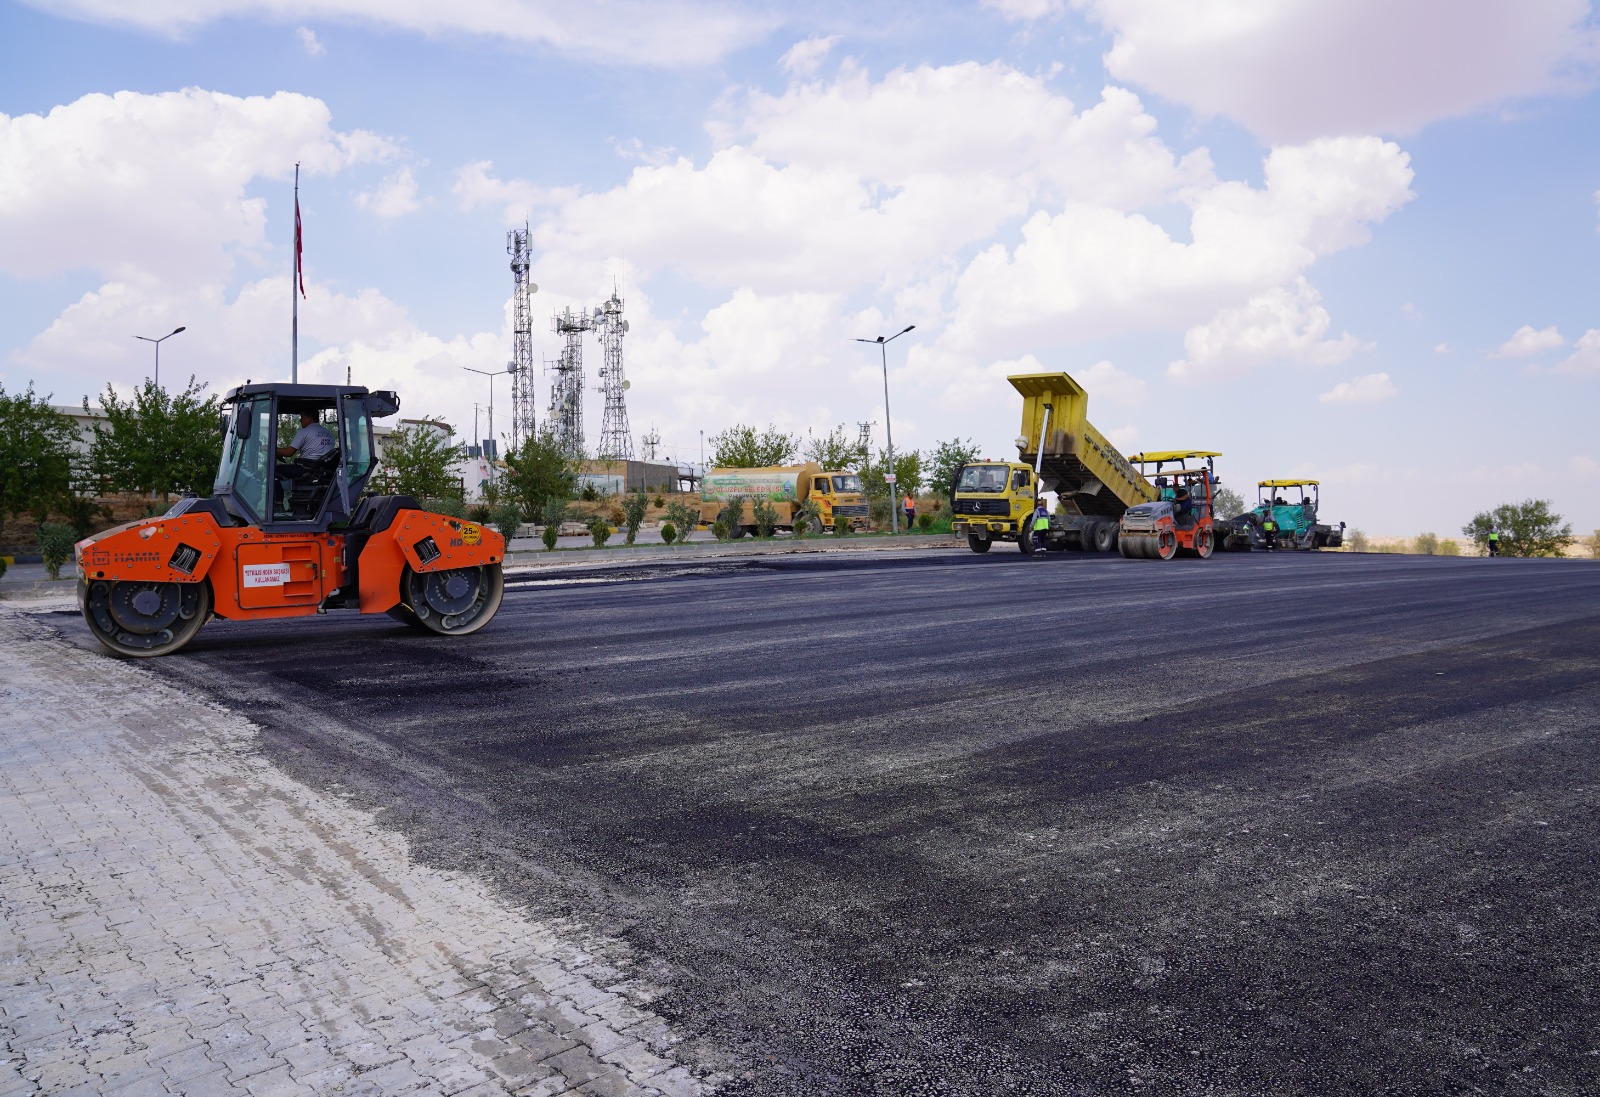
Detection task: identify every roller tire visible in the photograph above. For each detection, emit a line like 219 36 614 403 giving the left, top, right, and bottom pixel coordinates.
81 577 211 658
1194 527 1214 559
968 535 991 554
401 563 505 636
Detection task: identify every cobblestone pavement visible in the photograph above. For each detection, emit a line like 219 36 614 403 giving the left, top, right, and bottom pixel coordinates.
0 607 712 1097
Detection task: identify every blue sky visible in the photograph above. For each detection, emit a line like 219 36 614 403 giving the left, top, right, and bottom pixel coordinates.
2 0 1597 539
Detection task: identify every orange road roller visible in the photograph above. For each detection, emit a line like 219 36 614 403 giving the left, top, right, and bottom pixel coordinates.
74 382 505 657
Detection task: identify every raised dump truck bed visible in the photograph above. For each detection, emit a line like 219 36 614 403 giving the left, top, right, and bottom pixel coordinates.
952 371 1159 554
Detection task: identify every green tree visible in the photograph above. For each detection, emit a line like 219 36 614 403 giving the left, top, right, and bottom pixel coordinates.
376 419 462 501
925 437 981 499
709 424 799 468
1212 484 1247 520
1462 499 1574 558
664 500 699 543
1347 528 1369 552
1413 532 1439 555
860 448 923 501
540 497 567 551
86 377 221 505
1587 529 1600 559
622 489 649 545
803 424 866 470
502 429 577 513
0 383 80 543
39 522 78 580
751 495 779 538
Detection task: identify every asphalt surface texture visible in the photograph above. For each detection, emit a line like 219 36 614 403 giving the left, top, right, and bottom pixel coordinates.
56 548 1600 1095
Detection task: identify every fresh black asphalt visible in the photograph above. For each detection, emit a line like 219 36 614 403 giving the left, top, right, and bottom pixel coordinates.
67 549 1600 1094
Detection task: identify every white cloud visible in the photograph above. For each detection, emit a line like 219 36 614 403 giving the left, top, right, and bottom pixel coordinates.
982 0 1064 21
1434 342 1449 354
1570 455 1600 478
1493 323 1566 357
296 25 324 54
27 0 775 67
1318 372 1397 405
1077 360 1147 405
0 88 397 283
1072 0 1600 142
1553 328 1600 375
452 159 575 225
779 35 839 78
1167 277 1365 382
356 167 421 217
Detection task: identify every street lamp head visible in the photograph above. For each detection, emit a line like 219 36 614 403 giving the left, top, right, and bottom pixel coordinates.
900 324 915 334
171 326 186 335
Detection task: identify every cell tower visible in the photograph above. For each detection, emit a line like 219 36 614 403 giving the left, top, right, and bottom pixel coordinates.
505 224 538 450
549 307 593 460
595 291 633 460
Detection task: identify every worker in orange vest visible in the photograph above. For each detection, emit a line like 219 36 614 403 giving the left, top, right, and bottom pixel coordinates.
903 493 915 531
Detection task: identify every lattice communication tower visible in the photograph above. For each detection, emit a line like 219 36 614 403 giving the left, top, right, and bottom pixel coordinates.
505 224 538 450
595 291 633 460
549 306 594 460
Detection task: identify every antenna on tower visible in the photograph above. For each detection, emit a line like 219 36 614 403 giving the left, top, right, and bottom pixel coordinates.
595 288 633 461
506 224 538 450
549 306 594 461
642 426 661 462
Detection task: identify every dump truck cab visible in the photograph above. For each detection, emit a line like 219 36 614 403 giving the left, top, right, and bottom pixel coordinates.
1218 478 1346 551
950 461 1040 552
1118 451 1220 560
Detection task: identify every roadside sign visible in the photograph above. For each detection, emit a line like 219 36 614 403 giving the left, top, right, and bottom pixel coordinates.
884 474 897 484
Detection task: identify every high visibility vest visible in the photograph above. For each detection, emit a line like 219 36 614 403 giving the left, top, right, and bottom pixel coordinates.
1262 517 1277 532
1488 531 1500 542
1033 513 1050 531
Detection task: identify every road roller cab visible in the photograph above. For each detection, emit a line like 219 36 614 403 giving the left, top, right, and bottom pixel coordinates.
1118 451 1221 561
74 382 507 657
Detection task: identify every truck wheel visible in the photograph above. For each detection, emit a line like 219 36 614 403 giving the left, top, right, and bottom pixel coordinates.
1090 520 1117 553
1018 533 1038 557
81 578 211 658
967 535 991 554
403 563 504 636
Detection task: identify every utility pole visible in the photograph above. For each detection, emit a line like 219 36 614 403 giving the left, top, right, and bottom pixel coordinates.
854 325 916 533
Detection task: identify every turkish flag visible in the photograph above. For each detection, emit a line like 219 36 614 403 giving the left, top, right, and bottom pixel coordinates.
294 193 306 299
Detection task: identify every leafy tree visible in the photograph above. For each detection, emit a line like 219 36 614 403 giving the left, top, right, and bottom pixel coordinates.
1587 528 1600 559
86 377 221 505
0 383 80 543
376 419 462 501
540 497 567 551
803 424 866 470
926 438 981 499
1212 484 1247 520
860 448 922 501
1414 532 1439 555
751 495 779 538
491 502 524 542
710 424 799 468
1462 499 1574 558
502 429 577 513
664 500 699 543
1346 528 1369 552
622 489 649 545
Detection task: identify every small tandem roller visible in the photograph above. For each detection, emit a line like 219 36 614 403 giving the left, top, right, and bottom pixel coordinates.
74 382 505 658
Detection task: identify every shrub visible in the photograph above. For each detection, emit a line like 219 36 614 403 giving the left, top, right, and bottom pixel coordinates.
792 501 820 539
1414 532 1439 555
40 521 76 580
491 503 524 542
869 497 893 530
587 515 612 548
664 501 700 542
716 495 746 538
918 512 935 532
1438 539 1461 557
467 503 493 524
834 513 852 536
661 521 677 545
623 489 650 545
581 482 599 501
1346 528 1369 552
751 496 779 539
653 494 665 508
712 518 732 541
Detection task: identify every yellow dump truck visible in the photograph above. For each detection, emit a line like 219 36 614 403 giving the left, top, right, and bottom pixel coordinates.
698 463 869 537
951 371 1159 554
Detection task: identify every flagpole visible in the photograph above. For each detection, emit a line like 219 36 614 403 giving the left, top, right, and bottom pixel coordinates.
292 162 300 383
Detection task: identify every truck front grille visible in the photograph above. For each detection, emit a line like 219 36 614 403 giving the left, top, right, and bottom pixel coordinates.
954 498 1009 516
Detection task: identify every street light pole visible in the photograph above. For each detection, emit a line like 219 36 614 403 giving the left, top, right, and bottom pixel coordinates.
463 364 513 480
855 324 915 534
133 326 186 390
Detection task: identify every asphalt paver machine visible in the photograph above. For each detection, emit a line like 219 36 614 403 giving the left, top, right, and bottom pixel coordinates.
1217 478 1345 551
75 382 506 657
1117 451 1222 560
